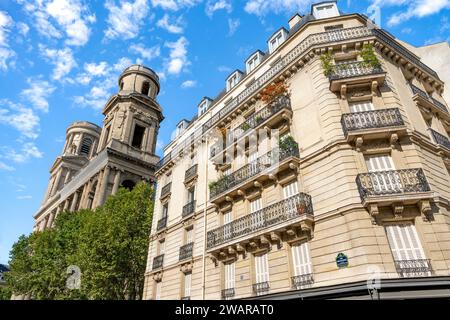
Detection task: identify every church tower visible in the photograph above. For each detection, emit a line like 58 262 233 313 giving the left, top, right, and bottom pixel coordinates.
34 65 164 231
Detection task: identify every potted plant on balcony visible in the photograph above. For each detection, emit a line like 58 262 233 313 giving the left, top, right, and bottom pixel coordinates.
255 115 263 125
360 44 381 69
320 52 334 77
260 81 290 104
296 201 307 214
241 122 251 132
278 135 298 153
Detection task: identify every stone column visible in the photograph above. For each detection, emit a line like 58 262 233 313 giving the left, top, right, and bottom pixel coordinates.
46 210 56 229
112 169 122 195
146 124 157 154
51 169 63 196
70 191 79 212
64 169 72 184
79 180 91 209
96 166 111 207
63 199 70 211
76 133 85 154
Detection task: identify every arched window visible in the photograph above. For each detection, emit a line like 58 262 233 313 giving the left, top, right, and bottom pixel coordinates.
80 137 93 156
120 81 124 90
141 82 150 96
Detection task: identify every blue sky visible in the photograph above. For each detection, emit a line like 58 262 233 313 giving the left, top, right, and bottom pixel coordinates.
0 0 449 264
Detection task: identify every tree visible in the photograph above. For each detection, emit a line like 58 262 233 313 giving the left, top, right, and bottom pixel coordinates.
5 181 154 300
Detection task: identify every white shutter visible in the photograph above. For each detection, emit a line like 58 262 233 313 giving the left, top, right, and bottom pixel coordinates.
366 155 395 172
159 240 165 255
283 181 299 199
225 262 235 290
223 211 232 224
184 273 192 297
155 281 162 300
255 253 270 284
250 197 262 213
365 155 399 193
386 224 426 261
349 100 374 113
250 197 264 229
186 228 193 244
223 211 233 240
248 151 259 175
291 242 313 276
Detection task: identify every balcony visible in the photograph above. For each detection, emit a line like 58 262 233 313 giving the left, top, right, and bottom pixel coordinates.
207 193 314 251
328 61 386 93
429 129 450 155
160 182 172 199
395 259 432 278
210 95 292 161
179 242 194 261
253 282 270 296
291 274 314 289
341 108 406 144
221 288 235 299
152 254 164 270
182 200 196 219
184 164 198 183
209 141 300 203
356 168 433 219
410 84 449 117
156 217 167 231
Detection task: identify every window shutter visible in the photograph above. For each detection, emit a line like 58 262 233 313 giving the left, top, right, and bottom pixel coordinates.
186 228 193 244
159 240 165 255
255 253 270 284
386 224 426 261
291 242 313 276
349 100 374 113
225 262 235 290
283 181 299 199
155 281 162 300
250 197 262 213
366 155 395 172
184 273 191 297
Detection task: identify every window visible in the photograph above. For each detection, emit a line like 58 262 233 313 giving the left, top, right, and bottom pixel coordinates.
250 197 263 229
184 272 192 298
223 211 233 240
283 181 299 199
312 3 340 19
155 281 162 300
187 186 195 203
141 82 150 95
198 100 209 116
162 203 168 218
131 124 146 149
325 24 344 31
224 262 235 293
291 242 313 279
120 81 124 91
255 253 269 295
365 154 399 193
246 52 264 74
80 137 93 156
227 73 240 91
349 100 374 113
365 154 395 172
186 227 193 244
269 33 283 53
159 239 165 255
248 150 259 175
386 224 430 276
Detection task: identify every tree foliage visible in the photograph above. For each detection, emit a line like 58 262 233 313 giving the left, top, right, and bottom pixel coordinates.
4 182 154 300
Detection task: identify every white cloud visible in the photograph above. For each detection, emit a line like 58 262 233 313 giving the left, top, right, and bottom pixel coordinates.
165 36 189 75
130 44 161 60
206 0 232 17
40 46 77 80
244 0 313 16
85 62 109 77
17 195 32 200
0 11 15 71
156 14 184 33
17 22 30 36
18 0 95 46
113 57 133 72
228 18 240 36
0 161 15 171
217 65 231 72
21 79 56 113
1 142 44 163
104 0 150 40
0 100 40 139
181 80 196 88
151 0 201 11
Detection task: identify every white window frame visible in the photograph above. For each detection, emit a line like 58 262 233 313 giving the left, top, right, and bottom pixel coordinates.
186 227 194 244
283 181 299 199
268 29 287 53
349 100 374 113
226 71 242 91
291 242 313 278
184 272 192 298
246 51 264 74
224 262 235 291
255 253 270 295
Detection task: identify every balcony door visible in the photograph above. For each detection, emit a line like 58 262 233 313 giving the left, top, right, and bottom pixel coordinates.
385 224 430 277
255 253 270 295
365 154 401 193
248 150 259 176
291 242 313 288
223 211 233 240
184 272 192 299
349 100 374 113
250 197 264 230
187 186 195 203
283 181 299 218
224 261 235 298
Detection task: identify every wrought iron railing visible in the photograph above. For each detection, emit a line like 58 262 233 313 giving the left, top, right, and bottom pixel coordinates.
394 259 432 277
156 216 167 231
152 254 164 270
221 288 235 299
430 128 450 151
207 193 313 249
356 168 430 201
185 164 198 182
156 26 439 171
253 281 270 295
341 108 404 137
182 200 196 218
329 61 384 81
179 242 194 261
410 84 449 114
291 274 314 289
209 143 299 199
160 182 171 198
210 95 292 159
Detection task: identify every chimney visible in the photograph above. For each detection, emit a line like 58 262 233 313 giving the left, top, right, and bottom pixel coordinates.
288 13 302 29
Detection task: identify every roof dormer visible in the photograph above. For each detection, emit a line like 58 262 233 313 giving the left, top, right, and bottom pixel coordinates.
198 97 213 117
311 1 340 20
268 27 288 54
226 70 243 92
245 50 265 74
175 119 190 138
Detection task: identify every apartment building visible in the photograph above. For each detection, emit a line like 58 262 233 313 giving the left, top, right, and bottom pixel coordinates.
143 1 450 300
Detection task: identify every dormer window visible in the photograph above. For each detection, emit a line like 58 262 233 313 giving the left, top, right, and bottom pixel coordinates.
226 70 243 92
312 1 340 19
268 28 288 54
198 97 212 117
176 120 190 138
246 51 264 74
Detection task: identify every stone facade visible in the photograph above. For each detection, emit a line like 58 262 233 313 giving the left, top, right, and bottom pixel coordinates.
33 65 164 231
143 2 450 300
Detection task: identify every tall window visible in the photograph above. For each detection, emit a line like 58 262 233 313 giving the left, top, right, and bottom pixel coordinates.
162 203 168 218
184 272 192 299
228 74 239 90
291 242 313 284
365 154 399 193
283 181 299 199
187 186 195 203
223 211 232 240
199 100 208 116
224 262 235 294
255 253 269 295
141 82 150 95
80 137 93 156
349 100 374 113
159 239 165 255
131 124 145 149
155 281 162 300
186 227 193 244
